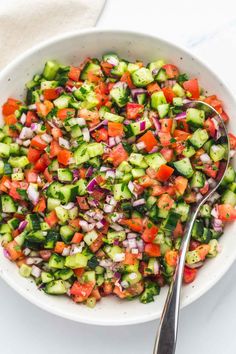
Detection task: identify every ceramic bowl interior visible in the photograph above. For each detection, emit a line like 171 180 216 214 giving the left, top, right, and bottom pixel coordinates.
0 29 235 326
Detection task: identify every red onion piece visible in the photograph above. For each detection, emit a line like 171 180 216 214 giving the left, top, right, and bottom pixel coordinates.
152 117 161 132
86 178 98 192
86 166 94 178
131 88 147 99
175 112 187 120
132 198 145 207
18 220 28 232
140 120 146 131
89 119 108 132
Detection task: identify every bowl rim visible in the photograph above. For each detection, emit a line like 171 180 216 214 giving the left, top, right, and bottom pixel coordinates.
0 27 236 326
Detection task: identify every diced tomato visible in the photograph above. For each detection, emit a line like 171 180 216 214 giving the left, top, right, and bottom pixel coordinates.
58 149 71 166
183 266 197 284
204 95 223 114
87 71 100 84
151 185 168 196
25 111 38 127
69 218 81 229
43 167 53 182
174 176 188 195
9 186 21 200
113 285 127 299
144 243 161 257
4 114 17 125
229 133 236 150
68 66 81 81
138 175 155 188
90 233 104 253
177 119 190 132
162 64 179 78
156 165 174 182
184 191 196 204
120 218 143 232
217 204 236 221
71 233 84 244
5 240 23 261
123 251 138 265
162 87 176 103
204 118 216 138
172 141 185 155
126 102 144 120
138 130 158 152
173 221 184 238
109 143 129 167
57 108 75 120
91 288 101 301
120 72 135 89
146 167 158 179
51 128 63 140
33 197 46 212
77 196 89 210
31 135 48 150
71 281 95 300
158 132 172 147
45 211 58 227
34 154 50 172
221 111 229 123
160 118 173 133
78 109 100 126
147 82 161 94
2 98 21 116
200 181 209 195
49 140 62 158
203 161 219 178
92 127 108 142
25 169 38 183
36 100 53 117
103 281 113 296
100 61 113 76
27 146 42 163
142 223 158 243
43 88 60 101
189 240 201 251
183 79 200 99
173 129 190 141
196 244 210 260
0 176 11 192
54 241 66 254
165 250 178 267
160 147 174 162
157 193 174 210
108 122 124 137
73 268 85 278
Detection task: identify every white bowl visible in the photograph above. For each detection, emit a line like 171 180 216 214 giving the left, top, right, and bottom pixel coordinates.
0 29 236 326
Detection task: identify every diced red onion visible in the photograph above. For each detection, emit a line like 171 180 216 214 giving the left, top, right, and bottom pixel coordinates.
230 150 236 158
212 217 223 232
200 153 211 164
3 249 10 259
106 170 116 179
31 265 42 278
137 239 144 252
82 128 90 142
131 88 147 99
99 259 113 268
104 204 114 213
89 119 108 132
208 192 220 204
22 139 31 147
41 133 53 144
111 213 122 223
128 238 137 249
62 247 71 256
70 243 84 255
96 221 104 229
208 178 217 188
79 220 90 232
127 136 136 144
136 141 146 150
85 166 94 178
175 112 187 120
196 193 203 202
56 86 64 95
19 127 34 140
63 202 75 210
23 248 31 256
113 252 125 262
86 178 98 192
122 240 129 248
127 233 138 239
140 120 146 131
100 166 110 172
20 113 26 125
149 146 159 153
108 137 116 147
152 117 161 132
27 184 39 205
39 250 52 260
114 271 121 279
115 136 122 144
153 260 159 275
131 248 139 255
106 195 117 206
15 138 23 145
30 123 38 131
128 181 135 193
77 118 86 126
28 104 36 110
106 57 119 66
26 257 43 265
113 81 128 90
133 198 145 207
59 137 70 149
18 220 28 232
88 199 99 207
65 85 73 93
110 223 123 231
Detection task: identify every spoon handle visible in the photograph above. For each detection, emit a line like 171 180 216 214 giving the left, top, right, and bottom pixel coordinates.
153 208 199 354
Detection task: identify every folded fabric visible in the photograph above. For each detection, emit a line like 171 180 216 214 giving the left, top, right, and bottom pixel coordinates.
0 0 106 70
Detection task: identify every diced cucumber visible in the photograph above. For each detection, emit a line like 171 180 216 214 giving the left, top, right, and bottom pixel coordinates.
221 165 235 187
129 153 148 168
127 62 140 73
207 239 219 258
113 184 132 201
47 198 61 211
172 83 185 97
144 152 166 171
110 61 128 77
148 60 165 74
131 168 145 178
183 145 196 158
68 206 78 220
57 168 73 182
60 225 74 243
44 230 60 249
59 184 77 204
65 253 88 269
41 271 54 283
129 117 152 136
87 143 104 158
107 230 126 244
157 103 170 118
173 97 183 106
19 264 32 278
210 144 226 162
71 125 82 138
54 269 74 281
25 230 47 243
110 82 129 107
186 108 205 128
122 271 142 286
199 204 212 218
40 80 59 90
155 68 168 82
175 202 190 222
84 230 98 246
103 111 124 123
1 195 16 213
55 206 69 223
131 68 154 87
46 182 63 198
173 157 194 178
117 161 132 173
151 91 167 109
0 143 10 158
11 172 24 181
189 129 209 149
191 220 204 241
162 212 180 231
44 280 67 295
80 61 101 81
221 190 236 206
186 250 201 265
190 171 206 188
74 143 90 165
75 179 87 196
25 214 41 231
48 254 65 269
43 60 59 80
104 245 124 262
53 95 71 109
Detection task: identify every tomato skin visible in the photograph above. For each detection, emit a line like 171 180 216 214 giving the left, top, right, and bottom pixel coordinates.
45 211 58 227
25 111 38 127
123 252 138 265
31 135 48 150
196 244 210 260
70 281 95 299
158 132 172 147
2 98 21 116
221 111 229 122
142 224 158 243
34 154 50 172
162 64 179 78
43 167 53 182
27 147 41 163
126 102 144 119
120 218 143 232
5 240 23 261
120 72 135 89
144 243 161 257
174 176 188 195
33 197 46 212
173 129 190 141
204 95 223 114
108 122 124 137
229 133 236 149
151 185 168 197
43 88 59 101
49 140 62 158
203 161 219 179
71 233 84 244
76 196 89 210
165 250 178 267
58 149 71 166
157 193 174 211
25 170 38 183
160 118 173 133
51 128 63 140
189 240 201 251
173 221 184 238
100 61 113 76
217 204 236 221
183 266 197 284
204 118 216 138
90 233 104 253
162 87 176 103
4 114 17 125
57 108 75 120
156 165 174 182
109 143 129 167
36 100 53 117
147 82 161 94
68 66 81 81
183 79 200 99
92 128 108 142
138 130 158 152
160 148 174 162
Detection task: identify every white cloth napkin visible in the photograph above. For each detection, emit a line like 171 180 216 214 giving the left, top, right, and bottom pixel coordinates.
0 0 106 70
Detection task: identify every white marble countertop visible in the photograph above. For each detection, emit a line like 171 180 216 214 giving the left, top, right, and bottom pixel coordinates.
1 1 236 353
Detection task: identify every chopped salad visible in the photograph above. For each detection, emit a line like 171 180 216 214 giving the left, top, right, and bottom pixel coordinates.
1 53 236 307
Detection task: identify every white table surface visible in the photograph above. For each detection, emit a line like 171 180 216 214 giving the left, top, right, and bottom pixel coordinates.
1 1 236 353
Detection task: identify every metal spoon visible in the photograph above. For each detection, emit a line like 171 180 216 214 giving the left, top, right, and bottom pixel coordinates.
153 101 230 354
